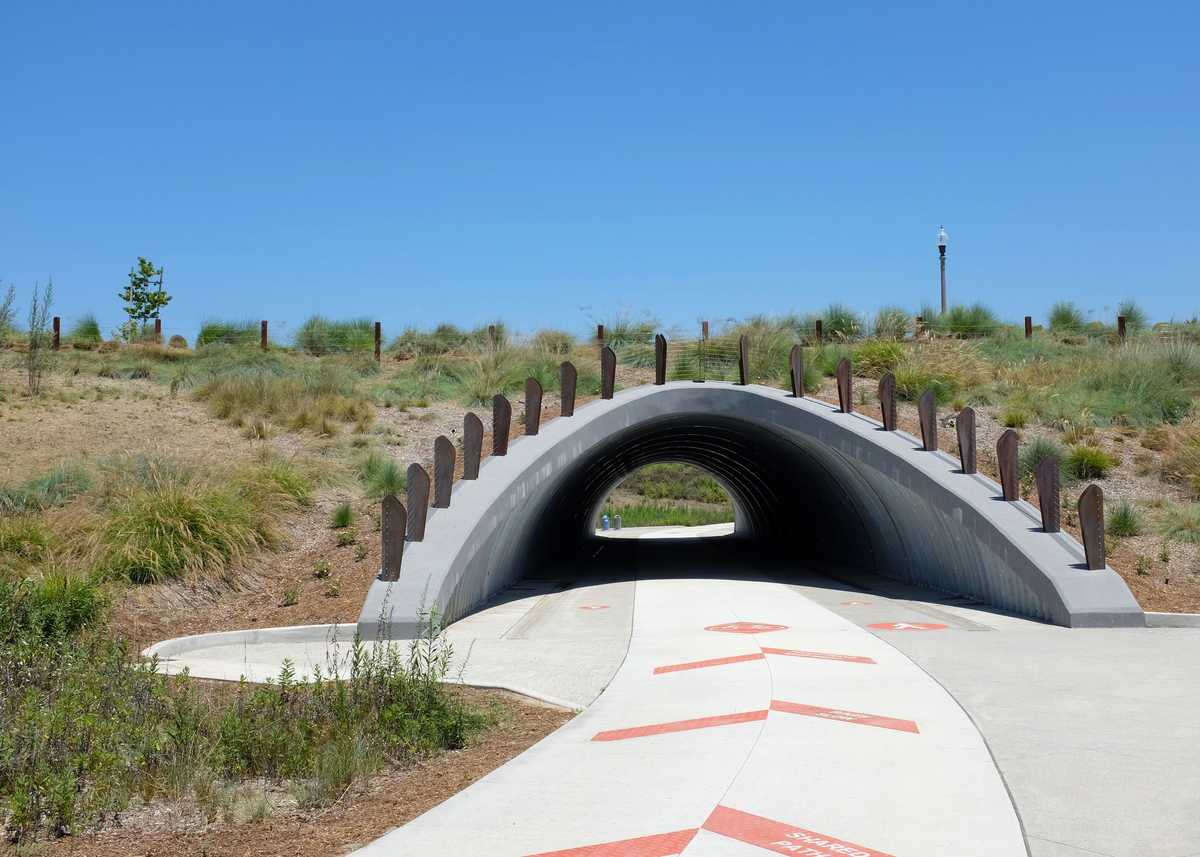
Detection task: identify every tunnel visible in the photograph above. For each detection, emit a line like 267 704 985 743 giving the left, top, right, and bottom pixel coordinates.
358 383 1144 636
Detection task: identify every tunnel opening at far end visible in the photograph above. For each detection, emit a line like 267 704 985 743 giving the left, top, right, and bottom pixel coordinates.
513 412 893 586
593 462 737 538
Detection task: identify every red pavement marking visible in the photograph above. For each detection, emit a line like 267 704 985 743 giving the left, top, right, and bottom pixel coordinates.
760 646 876 665
705 621 788 634
868 621 948 631
703 805 896 857
841 600 872 606
654 652 766 674
770 700 919 734
524 828 698 857
579 605 611 611
592 709 768 742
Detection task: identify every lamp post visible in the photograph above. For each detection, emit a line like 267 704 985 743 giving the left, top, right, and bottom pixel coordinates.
937 226 948 314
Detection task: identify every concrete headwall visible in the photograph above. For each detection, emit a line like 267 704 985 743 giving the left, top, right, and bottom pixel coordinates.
358 383 1144 636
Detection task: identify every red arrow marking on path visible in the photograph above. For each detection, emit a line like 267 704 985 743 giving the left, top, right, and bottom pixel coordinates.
705 621 788 634
868 621 948 631
770 700 919 733
841 599 872 606
579 605 610 611
703 805 896 857
654 652 766 674
525 828 698 857
760 647 876 665
592 709 768 742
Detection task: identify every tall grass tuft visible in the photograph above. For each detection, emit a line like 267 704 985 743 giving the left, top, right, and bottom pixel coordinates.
1019 436 1066 481
871 306 911 340
1049 301 1086 333
1117 300 1147 332
0 464 93 515
924 304 1001 338
294 316 376 355
65 314 102 348
1107 501 1143 538
196 319 261 348
356 451 407 499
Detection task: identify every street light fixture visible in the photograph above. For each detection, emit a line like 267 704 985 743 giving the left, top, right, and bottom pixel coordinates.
937 226 949 314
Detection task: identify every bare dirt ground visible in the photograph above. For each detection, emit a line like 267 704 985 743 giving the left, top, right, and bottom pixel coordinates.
8 687 572 857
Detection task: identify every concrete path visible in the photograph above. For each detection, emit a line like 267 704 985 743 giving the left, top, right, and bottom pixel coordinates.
146 547 1200 856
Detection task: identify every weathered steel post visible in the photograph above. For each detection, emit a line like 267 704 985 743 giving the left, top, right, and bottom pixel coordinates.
492 395 512 455
405 464 430 541
462 413 483 479
997 429 1020 500
524 377 543 435
380 494 406 582
956 407 977 474
1078 485 1106 570
433 436 455 508
600 346 616 399
835 357 852 413
560 362 577 417
654 334 667 385
878 373 897 430
918 389 938 451
1036 457 1061 533
789 345 805 398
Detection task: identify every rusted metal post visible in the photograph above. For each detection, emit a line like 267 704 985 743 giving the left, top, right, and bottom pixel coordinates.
380 495 406 581
154 318 162 344
492 395 512 455
405 464 430 541
560 362 577 416
814 319 823 344
878 373 897 430
697 321 709 383
433 436 455 508
1024 316 1033 339
1036 457 1061 533
596 323 605 358
462 413 483 479
956 407 977 474
1117 315 1127 341
52 317 60 350
374 321 382 361
915 315 924 338
488 324 498 350
835 357 852 413
1078 485 1106 570
524 377 543 435
600 346 616 399
789 345 804 398
261 320 269 351
918 389 938 451
997 429 1020 500
737 335 750 385
654 334 666 385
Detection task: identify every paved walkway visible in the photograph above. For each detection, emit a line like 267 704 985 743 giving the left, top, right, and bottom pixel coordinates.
147 538 1200 856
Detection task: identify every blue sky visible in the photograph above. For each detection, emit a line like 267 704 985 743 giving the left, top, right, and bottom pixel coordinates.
2 2 1197 341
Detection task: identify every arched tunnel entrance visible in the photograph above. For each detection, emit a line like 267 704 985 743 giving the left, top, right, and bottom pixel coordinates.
519 413 892 582
359 383 1144 635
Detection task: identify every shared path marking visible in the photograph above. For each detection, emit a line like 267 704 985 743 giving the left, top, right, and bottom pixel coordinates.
868 621 948 631
348 578 1026 856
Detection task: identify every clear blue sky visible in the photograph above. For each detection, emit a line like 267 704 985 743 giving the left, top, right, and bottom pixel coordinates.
2 2 1197 341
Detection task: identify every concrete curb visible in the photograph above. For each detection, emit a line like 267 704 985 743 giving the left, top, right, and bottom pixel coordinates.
1144 611 1200 628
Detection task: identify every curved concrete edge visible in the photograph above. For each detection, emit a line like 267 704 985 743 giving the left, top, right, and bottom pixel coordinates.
358 382 1144 636
1145 611 1200 628
143 623 358 659
141 624 586 711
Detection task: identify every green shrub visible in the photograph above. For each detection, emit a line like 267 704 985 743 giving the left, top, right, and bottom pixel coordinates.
0 517 50 561
294 316 375 355
820 303 863 340
1156 502 1200 543
530 329 576 356
1019 436 1065 481
389 324 469 358
196 319 261 348
330 502 354 529
0 463 93 515
0 575 105 642
65 313 102 347
854 341 906 378
1164 433 1200 497
925 303 1000 338
357 451 407 499
1117 300 1147 333
619 463 730 504
1106 501 1143 538
1049 301 1086 332
96 480 278 583
871 306 910 341
1065 445 1119 479
1000 407 1029 428
600 502 733 528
